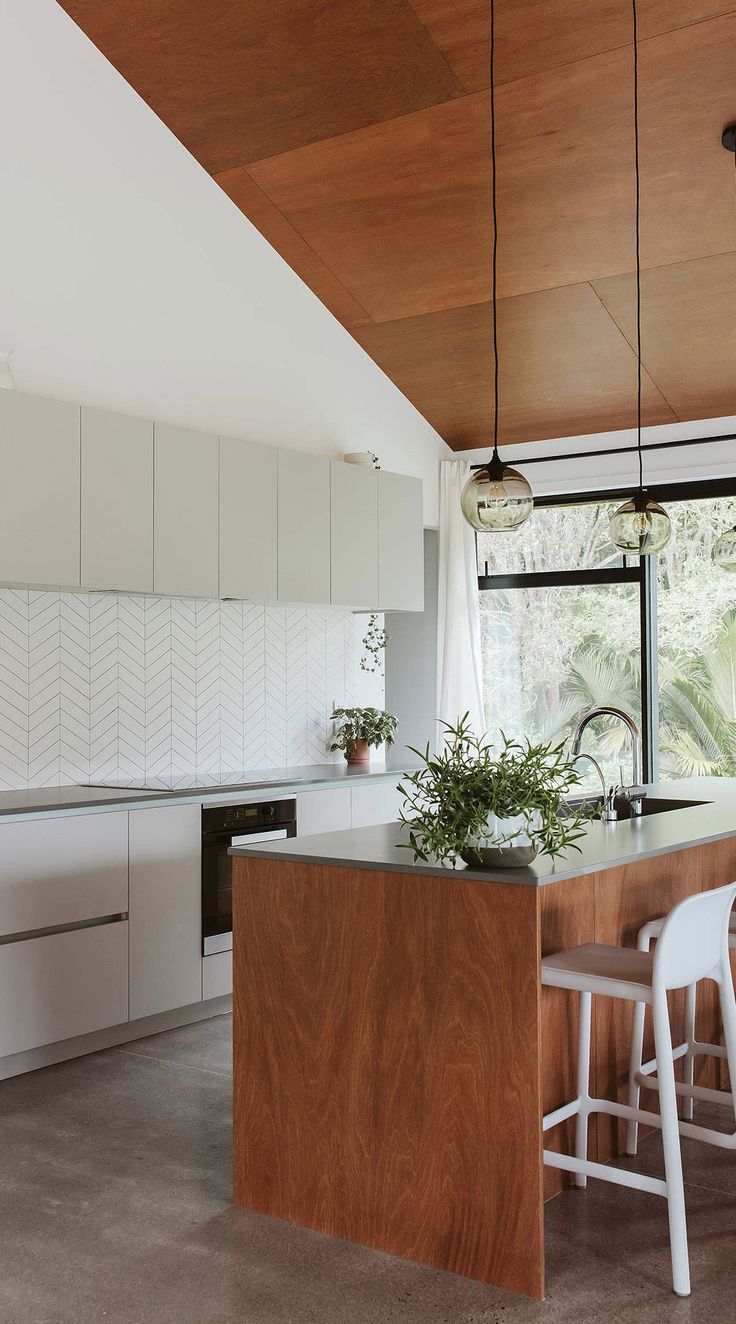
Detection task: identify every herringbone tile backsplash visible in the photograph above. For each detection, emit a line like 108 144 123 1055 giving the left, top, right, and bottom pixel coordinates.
0 589 358 788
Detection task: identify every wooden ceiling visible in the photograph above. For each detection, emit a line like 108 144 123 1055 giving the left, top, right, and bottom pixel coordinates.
59 0 736 450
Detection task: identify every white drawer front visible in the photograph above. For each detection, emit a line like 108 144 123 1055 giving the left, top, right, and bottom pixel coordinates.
0 920 128 1058
0 812 128 937
202 951 232 1001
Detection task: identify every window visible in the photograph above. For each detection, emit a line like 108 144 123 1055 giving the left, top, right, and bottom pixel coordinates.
477 480 736 787
657 496 736 779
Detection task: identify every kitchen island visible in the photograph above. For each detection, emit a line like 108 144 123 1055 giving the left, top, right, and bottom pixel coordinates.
230 778 736 1299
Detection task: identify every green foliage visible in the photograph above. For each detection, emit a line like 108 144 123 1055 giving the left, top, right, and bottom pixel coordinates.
359 614 389 674
397 714 588 867
330 706 398 751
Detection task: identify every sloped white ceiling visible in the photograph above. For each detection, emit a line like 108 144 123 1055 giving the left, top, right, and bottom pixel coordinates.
0 0 449 522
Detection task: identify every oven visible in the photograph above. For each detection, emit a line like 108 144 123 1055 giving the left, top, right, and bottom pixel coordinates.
201 799 297 955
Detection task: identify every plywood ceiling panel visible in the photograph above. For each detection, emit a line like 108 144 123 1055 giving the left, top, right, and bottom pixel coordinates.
249 95 492 322
215 167 373 329
58 0 736 450
354 284 677 448
593 252 736 423
59 0 464 171
409 0 628 90
639 14 736 270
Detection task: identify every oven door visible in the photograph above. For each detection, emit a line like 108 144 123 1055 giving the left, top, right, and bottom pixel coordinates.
201 827 291 956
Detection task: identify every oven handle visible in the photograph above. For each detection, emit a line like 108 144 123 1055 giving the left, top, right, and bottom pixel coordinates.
229 828 289 847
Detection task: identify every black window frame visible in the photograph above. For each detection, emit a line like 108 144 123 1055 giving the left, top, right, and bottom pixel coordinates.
476 475 736 783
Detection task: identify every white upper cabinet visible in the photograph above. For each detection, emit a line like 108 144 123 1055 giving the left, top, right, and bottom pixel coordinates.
0 390 80 587
378 471 424 612
81 407 154 592
277 450 331 603
154 423 219 599
219 437 277 601
330 462 378 609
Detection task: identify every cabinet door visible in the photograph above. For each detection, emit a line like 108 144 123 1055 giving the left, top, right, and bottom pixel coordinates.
0 811 128 937
81 406 154 592
277 451 330 603
296 787 351 836
330 463 378 608
351 780 403 828
202 951 232 1000
0 390 80 587
378 472 424 612
128 804 202 1020
154 423 219 598
0 921 128 1058
219 437 277 601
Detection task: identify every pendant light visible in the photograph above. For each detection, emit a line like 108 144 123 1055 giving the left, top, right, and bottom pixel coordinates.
461 0 533 533
610 0 671 556
713 124 736 572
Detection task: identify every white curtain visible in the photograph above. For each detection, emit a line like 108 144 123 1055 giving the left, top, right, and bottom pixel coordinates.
437 460 486 738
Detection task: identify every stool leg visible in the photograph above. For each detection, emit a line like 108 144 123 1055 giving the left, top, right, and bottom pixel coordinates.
653 990 690 1298
574 991 592 1188
682 982 696 1122
626 998 646 1156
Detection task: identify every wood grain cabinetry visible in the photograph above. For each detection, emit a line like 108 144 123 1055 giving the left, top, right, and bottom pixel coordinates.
0 390 80 587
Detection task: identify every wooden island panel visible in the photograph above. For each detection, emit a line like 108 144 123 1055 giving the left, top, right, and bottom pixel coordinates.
233 857 545 1298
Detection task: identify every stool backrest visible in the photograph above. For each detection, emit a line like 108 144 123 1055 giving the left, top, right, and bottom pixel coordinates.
654 882 736 991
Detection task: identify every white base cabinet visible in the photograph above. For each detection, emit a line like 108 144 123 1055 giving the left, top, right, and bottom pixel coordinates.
296 787 351 836
0 920 128 1058
202 951 232 1000
351 780 403 828
128 804 203 1020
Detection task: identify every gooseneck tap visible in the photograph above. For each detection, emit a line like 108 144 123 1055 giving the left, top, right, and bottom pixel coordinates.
570 707 647 818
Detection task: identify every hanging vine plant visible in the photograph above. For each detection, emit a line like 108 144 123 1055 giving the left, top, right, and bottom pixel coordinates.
360 613 389 674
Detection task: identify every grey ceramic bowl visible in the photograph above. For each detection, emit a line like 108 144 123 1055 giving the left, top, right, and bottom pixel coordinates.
461 842 538 870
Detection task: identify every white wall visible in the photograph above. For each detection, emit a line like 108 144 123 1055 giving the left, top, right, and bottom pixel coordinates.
455 415 736 497
0 0 449 525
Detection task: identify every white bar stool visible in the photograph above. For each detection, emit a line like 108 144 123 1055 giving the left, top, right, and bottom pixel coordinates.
627 910 736 1151
541 882 736 1298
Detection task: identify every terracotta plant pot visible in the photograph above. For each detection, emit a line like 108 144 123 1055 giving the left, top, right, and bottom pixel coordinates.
345 739 370 766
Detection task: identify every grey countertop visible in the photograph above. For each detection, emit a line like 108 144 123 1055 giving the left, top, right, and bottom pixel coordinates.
0 764 408 822
230 777 736 887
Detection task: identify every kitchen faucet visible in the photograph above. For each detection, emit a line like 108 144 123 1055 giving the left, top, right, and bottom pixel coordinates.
570 706 647 818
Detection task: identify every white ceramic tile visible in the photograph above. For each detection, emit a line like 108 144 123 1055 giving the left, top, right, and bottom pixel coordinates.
0 587 354 787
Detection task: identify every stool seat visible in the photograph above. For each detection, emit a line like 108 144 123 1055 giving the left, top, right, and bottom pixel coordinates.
542 942 654 1001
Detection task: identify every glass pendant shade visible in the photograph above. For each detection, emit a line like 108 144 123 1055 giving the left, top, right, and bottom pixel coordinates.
609 490 671 555
714 526 736 572
461 453 533 532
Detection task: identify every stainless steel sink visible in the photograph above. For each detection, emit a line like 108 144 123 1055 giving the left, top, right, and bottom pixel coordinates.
562 795 710 822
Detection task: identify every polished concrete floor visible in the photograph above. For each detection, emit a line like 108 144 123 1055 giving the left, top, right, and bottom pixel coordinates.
0 1013 734 1323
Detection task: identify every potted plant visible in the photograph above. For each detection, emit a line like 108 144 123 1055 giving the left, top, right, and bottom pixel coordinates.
398 714 588 869
330 706 398 766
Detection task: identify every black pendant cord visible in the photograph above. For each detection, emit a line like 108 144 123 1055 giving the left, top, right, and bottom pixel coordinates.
489 0 500 463
632 0 644 494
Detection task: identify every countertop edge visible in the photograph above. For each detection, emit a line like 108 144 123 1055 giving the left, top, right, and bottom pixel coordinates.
0 766 409 823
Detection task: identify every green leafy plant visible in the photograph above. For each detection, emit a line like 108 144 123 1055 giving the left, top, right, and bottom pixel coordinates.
360 614 390 674
398 714 588 867
330 706 398 752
